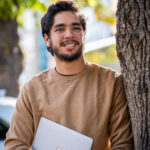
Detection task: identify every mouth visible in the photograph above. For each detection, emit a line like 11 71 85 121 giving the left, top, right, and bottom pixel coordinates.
60 40 79 49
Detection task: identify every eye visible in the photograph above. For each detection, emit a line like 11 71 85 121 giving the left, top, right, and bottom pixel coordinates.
56 28 64 32
73 27 81 31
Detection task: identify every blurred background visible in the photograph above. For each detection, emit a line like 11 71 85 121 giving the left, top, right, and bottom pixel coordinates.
0 0 119 148
0 0 119 98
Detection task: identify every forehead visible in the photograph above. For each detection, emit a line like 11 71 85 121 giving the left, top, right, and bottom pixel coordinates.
52 11 81 26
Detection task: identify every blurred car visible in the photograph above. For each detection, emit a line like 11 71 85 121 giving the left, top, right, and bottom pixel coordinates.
0 97 16 150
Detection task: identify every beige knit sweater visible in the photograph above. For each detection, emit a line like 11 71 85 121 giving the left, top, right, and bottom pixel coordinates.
5 62 133 150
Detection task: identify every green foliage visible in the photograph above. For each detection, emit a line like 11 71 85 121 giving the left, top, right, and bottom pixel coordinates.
0 0 47 23
51 0 115 25
84 45 118 65
0 0 17 20
94 3 116 24
0 0 115 25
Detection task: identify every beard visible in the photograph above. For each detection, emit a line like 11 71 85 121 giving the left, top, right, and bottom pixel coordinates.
49 40 83 62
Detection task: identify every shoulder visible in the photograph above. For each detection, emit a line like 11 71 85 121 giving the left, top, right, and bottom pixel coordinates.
87 62 122 81
22 69 52 91
86 62 124 92
17 69 53 108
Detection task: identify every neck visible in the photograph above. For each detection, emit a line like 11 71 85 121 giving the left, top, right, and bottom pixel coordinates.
55 56 86 75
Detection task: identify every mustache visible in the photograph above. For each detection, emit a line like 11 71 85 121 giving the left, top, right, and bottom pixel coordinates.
60 40 79 46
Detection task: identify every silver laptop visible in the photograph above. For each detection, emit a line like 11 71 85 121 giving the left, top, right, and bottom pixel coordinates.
32 117 93 150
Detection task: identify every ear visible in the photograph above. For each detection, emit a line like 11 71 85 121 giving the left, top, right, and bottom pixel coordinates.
43 34 51 47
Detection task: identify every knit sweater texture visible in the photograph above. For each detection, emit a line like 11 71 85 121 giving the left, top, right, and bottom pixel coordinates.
5 62 133 150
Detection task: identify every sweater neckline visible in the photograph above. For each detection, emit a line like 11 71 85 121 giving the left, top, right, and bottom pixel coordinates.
55 68 78 77
51 62 90 81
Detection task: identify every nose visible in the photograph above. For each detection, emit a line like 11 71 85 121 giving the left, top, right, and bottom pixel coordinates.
64 29 73 39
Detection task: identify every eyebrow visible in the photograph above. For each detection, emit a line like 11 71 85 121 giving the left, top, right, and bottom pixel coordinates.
54 24 65 28
54 22 81 28
72 22 82 26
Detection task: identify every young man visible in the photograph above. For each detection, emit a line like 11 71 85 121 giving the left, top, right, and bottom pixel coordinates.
5 1 133 149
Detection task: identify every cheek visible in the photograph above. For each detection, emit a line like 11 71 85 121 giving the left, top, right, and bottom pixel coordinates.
52 34 63 43
76 33 84 43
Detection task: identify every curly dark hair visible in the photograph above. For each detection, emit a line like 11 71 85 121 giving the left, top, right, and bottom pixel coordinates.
41 0 87 55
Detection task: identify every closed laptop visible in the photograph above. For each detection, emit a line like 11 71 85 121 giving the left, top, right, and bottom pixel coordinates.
32 117 93 150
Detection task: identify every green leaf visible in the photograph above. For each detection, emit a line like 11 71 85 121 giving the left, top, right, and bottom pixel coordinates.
86 0 98 7
31 1 47 12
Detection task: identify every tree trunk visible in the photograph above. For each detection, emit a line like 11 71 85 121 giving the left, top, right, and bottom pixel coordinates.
116 0 150 149
0 19 23 97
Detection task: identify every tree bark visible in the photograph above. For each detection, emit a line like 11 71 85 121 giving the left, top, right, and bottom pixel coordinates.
0 19 23 97
116 0 150 149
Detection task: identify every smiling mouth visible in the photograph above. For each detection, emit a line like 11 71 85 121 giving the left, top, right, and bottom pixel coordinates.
61 40 79 47
64 44 76 49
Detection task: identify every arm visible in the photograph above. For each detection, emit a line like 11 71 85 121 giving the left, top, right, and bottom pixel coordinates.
109 76 134 149
4 84 34 150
